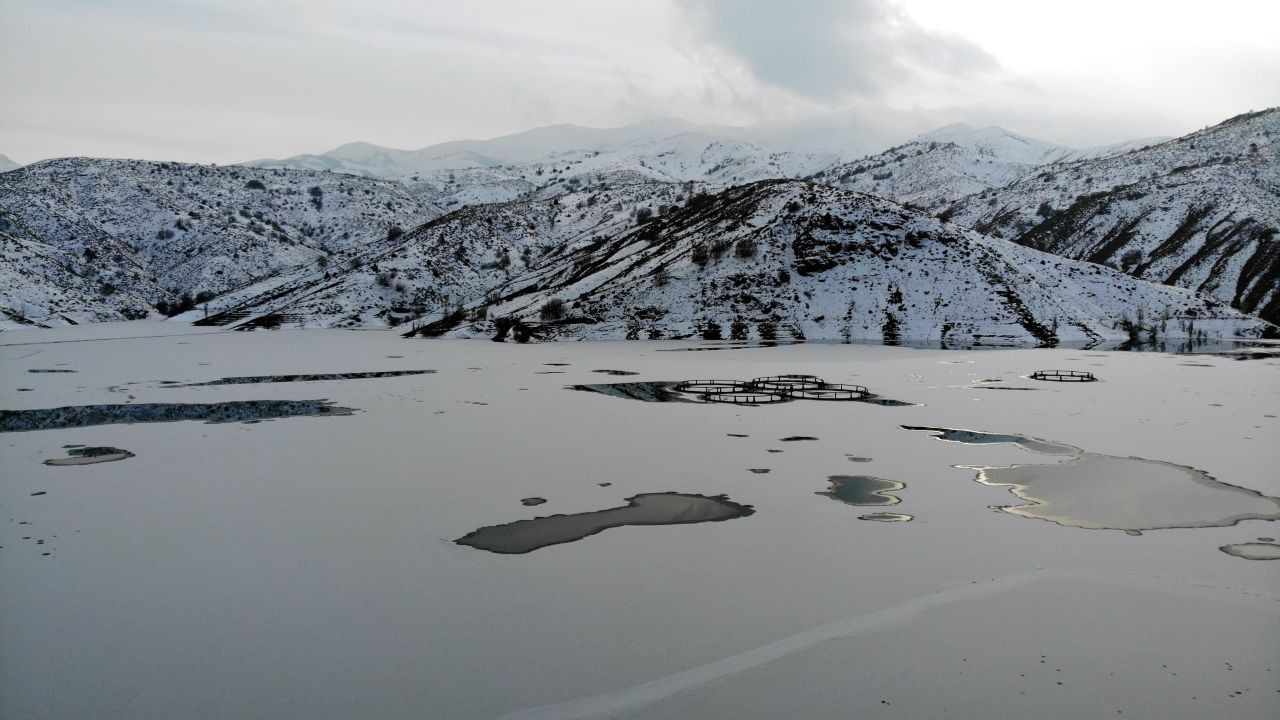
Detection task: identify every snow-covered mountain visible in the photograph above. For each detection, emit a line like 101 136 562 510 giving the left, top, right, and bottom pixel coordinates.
0 154 21 173
0 159 442 327
942 109 1280 323
250 119 753 175
248 120 836 210
811 125 1168 212
3 112 1274 337
423 181 1265 344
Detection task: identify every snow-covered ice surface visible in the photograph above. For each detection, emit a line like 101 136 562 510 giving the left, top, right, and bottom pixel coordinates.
1 324 1277 719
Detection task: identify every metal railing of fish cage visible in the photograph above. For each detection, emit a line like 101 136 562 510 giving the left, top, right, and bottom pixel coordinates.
700 390 789 404
675 380 750 393
782 383 870 401
1029 370 1097 382
749 375 825 391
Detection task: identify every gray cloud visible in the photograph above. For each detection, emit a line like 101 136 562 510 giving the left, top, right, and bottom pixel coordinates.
677 0 997 98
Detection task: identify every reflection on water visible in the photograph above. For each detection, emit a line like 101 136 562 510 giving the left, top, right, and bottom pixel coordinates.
818 475 904 506
565 379 696 399
1219 543 1280 560
905 426 1280 532
651 337 1273 355
568 382 697 403
1 400 353 432
456 492 755 554
43 446 135 465
570 382 917 407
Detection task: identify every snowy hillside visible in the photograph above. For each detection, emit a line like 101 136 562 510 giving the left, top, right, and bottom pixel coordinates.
943 109 1280 322
191 181 692 328
810 140 1034 211
0 159 442 326
0 230 157 327
812 126 1168 211
0 154 20 173
422 181 1267 345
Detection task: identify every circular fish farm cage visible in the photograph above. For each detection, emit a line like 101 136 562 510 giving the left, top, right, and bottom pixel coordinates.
700 390 788 404
1029 370 1097 382
675 379 750 394
783 383 871 401
668 374 879 404
749 375 825 391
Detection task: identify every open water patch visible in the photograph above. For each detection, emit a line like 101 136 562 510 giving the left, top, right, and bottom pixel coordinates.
456 492 754 554
1 399 353 432
818 476 905 506
904 426 1280 532
1219 543 1280 560
185 370 433 386
858 512 913 522
860 396 920 407
902 426 1076 455
44 446 135 466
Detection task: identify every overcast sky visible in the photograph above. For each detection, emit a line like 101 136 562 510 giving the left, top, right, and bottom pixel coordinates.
1 0 1277 164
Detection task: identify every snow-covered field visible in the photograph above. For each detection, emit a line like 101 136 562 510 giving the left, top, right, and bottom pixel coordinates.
2 323 1277 719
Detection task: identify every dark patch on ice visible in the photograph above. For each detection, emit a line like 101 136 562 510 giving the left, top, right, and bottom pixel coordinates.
748 468 771 474
860 396 920 407
544 363 571 366
535 371 565 374
28 369 76 373
1 400 353 432
44 446 135 466
521 497 547 506
904 425 1280 532
846 455 872 463
185 370 433 386
727 433 749 437
1219 543 1280 560
30 491 47 496
598 482 612 487
818 475 904 506
569 381 696 403
17 388 33 391
859 513 913 522
780 436 819 442
592 369 639 376
766 449 783 453
972 386 1039 391
456 492 755 554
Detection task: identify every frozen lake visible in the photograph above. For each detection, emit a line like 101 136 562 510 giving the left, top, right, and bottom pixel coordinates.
2 323 1278 719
